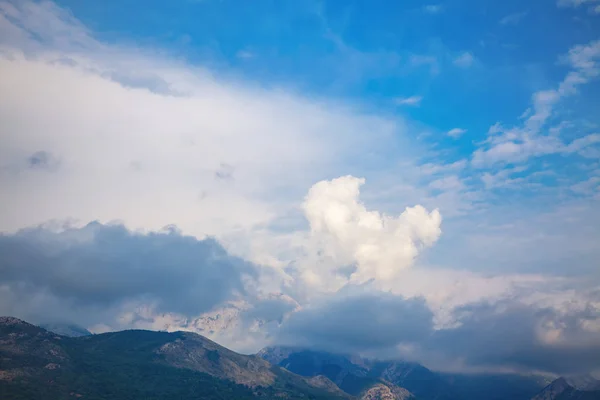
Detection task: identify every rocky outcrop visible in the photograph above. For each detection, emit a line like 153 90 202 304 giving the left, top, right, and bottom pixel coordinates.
361 383 413 400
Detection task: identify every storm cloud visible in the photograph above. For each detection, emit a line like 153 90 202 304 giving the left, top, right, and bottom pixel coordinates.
273 284 600 375
0 222 256 323
422 299 600 374
277 288 433 354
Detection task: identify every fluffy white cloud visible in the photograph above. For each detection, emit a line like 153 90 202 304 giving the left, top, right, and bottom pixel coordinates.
301 176 441 286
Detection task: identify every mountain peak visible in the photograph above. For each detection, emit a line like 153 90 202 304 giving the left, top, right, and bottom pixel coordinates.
531 377 574 400
0 316 47 336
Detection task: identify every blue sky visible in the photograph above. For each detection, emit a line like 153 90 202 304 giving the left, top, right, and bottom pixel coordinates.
1 0 600 375
49 0 600 223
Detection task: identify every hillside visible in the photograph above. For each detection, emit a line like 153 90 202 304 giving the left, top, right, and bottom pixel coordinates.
0 317 348 400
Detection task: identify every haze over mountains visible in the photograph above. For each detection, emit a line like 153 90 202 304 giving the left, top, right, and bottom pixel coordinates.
3 317 600 400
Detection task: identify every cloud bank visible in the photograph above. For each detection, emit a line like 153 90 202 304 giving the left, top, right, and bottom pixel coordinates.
0 223 255 323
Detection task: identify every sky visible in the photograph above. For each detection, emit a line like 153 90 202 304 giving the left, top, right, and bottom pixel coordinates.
1 0 600 377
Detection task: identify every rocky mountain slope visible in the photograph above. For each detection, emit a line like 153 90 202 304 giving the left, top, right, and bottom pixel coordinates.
0 316 349 400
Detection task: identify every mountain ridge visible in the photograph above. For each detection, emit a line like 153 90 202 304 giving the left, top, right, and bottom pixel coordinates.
0 316 350 400
3 317 599 400
257 346 585 400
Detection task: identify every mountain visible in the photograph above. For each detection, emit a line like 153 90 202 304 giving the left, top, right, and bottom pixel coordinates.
531 377 600 400
258 347 556 400
39 322 92 337
2 317 594 400
367 359 453 400
0 316 349 400
258 347 427 400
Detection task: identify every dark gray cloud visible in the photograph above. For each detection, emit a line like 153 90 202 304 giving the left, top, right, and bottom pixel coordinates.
278 288 433 354
275 287 600 375
0 222 257 324
243 296 298 325
421 300 600 375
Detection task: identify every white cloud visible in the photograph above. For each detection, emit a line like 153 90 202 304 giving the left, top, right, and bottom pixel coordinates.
565 133 600 154
395 95 423 106
419 159 467 175
499 11 528 25
301 176 442 287
480 166 528 189
428 175 464 192
448 128 467 138
453 52 475 68
472 40 600 167
236 49 255 59
570 176 600 194
0 0 400 238
557 0 600 13
423 4 443 14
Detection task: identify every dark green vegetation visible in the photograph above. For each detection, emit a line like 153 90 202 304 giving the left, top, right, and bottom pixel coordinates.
0 317 347 400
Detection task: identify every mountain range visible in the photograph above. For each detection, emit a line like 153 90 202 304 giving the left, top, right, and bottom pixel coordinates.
258 346 549 400
1 316 599 400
